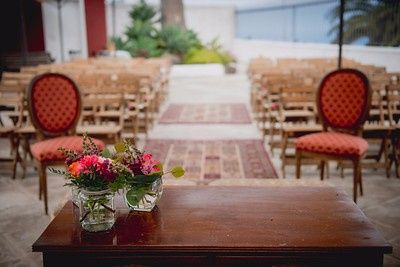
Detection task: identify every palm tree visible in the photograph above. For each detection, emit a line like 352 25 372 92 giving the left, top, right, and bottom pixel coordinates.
328 0 400 46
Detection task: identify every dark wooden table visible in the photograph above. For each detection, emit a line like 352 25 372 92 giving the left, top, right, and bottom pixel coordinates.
33 186 392 267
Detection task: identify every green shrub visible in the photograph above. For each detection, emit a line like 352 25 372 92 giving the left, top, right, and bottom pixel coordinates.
129 0 157 22
219 51 235 65
183 48 224 64
110 0 235 62
131 37 163 58
111 36 127 51
158 26 202 57
125 20 158 40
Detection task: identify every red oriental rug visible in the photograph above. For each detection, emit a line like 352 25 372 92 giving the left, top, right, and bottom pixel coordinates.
144 139 278 184
158 103 252 124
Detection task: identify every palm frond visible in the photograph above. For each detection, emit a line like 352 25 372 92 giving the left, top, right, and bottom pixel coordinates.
327 0 400 46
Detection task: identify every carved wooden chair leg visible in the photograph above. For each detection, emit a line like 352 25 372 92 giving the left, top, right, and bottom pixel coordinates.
359 167 364 196
11 136 20 179
37 162 43 200
37 162 48 214
353 160 359 203
21 136 31 179
24 135 34 161
326 161 330 179
20 158 27 180
340 161 345 178
295 151 302 179
382 137 390 178
41 164 49 215
320 160 325 181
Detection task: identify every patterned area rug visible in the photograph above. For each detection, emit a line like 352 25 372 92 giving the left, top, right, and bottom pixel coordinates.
158 104 252 124
144 139 278 184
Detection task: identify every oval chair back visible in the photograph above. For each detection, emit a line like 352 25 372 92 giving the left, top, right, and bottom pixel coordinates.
317 68 371 134
27 73 82 137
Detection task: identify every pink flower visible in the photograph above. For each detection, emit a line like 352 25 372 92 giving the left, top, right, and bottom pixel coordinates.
140 153 161 175
79 155 103 173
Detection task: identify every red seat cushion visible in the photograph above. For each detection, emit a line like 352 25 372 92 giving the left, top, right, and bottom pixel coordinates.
31 136 105 163
295 132 368 158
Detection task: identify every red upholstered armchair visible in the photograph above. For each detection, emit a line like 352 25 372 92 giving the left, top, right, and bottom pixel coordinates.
295 69 371 202
27 73 105 214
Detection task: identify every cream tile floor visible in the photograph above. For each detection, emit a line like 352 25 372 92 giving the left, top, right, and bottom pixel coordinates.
0 73 399 266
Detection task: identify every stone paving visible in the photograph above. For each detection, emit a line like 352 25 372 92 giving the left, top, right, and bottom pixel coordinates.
0 73 399 266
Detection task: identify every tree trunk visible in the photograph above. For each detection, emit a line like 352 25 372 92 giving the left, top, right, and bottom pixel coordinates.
161 0 186 29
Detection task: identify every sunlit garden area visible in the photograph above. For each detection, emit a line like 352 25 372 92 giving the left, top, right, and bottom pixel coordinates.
0 0 399 266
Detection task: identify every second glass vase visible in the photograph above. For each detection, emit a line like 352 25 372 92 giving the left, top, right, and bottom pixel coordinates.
124 178 163 212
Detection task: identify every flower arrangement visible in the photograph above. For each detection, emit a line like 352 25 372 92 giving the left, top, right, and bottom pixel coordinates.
53 134 184 209
52 134 125 192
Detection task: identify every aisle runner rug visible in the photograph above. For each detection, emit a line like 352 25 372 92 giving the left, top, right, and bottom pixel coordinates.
144 139 278 183
158 104 252 124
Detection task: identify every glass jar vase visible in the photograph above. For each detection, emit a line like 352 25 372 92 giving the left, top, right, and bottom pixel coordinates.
71 186 81 207
79 189 115 232
124 178 163 212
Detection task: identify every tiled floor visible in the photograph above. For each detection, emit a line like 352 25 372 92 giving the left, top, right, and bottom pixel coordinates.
0 73 399 266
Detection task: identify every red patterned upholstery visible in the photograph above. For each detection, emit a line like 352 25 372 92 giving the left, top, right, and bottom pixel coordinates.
296 132 368 158
29 73 80 135
31 136 105 163
318 69 369 129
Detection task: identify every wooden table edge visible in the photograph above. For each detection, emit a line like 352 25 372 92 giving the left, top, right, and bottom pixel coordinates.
32 186 393 256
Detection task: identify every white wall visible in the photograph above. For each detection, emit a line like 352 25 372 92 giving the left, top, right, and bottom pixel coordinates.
184 5 235 50
105 2 132 40
233 39 400 72
105 2 235 50
42 0 87 62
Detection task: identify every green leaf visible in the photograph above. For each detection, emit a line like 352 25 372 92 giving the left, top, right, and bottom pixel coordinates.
156 163 163 173
114 142 125 153
131 172 162 184
171 166 185 178
125 188 147 207
109 175 125 192
101 148 112 158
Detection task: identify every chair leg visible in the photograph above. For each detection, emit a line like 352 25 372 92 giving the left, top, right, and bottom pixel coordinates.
295 150 302 179
11 136 20 180
37 162 43 201
320 160 325 181
340 161 345 179
326 161 330 179
353 160 359 203
38 163 48 214
382 137 391 178
281 131 288 178
42 166 48 215
269 118 276 155
359 165 364 196
21 136 30 179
